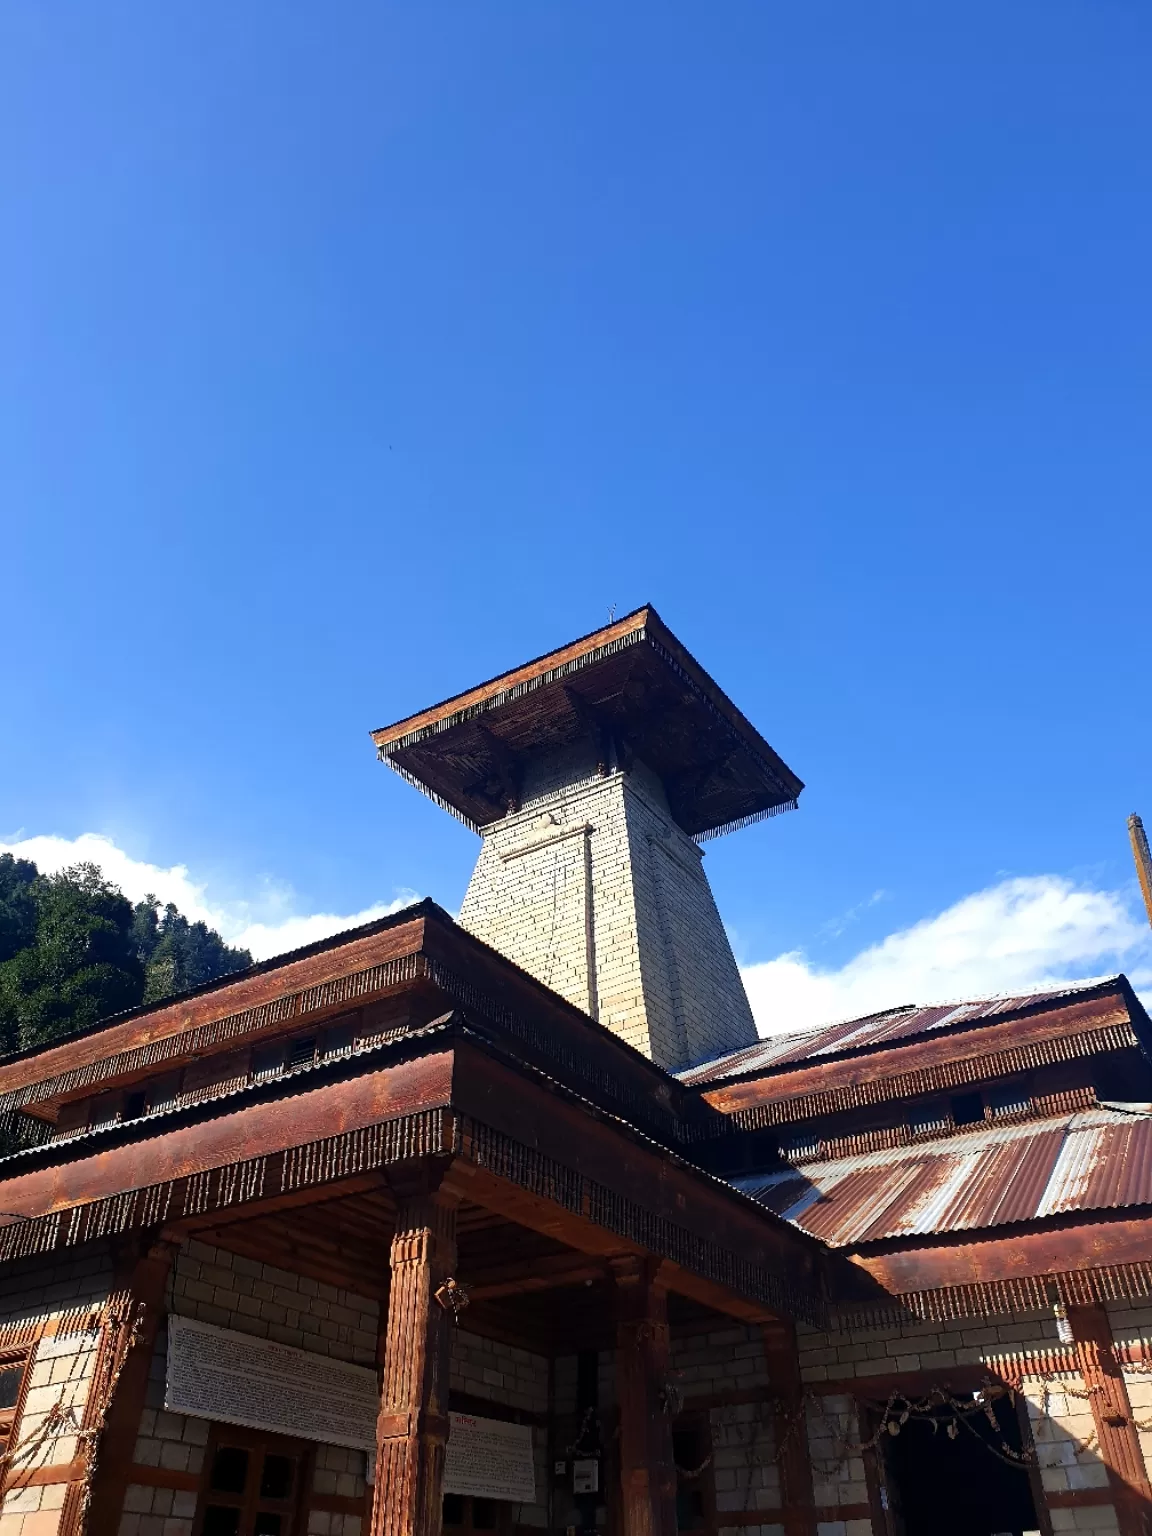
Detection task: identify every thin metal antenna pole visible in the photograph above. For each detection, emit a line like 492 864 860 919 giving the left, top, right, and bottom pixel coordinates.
1128 814 1152 930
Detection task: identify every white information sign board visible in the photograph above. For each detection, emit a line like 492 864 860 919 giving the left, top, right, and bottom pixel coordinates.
444 1412 536 1503
165 1314 378 1451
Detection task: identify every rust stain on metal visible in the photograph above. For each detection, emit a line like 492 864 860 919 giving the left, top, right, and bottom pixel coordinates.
0 1051 456 1220
732 1106 1152 1247
684 979 1131 1088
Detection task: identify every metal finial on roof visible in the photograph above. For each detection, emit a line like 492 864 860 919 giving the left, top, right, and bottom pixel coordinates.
1128 813 1152 930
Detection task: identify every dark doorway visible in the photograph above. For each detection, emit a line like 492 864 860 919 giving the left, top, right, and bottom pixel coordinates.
442 1493 512 1534
881 1393 1040 1536
672 1422 709 1532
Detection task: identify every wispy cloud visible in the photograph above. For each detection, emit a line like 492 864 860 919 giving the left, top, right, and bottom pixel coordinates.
742 875 1152 1036
0 832 419 962
816 887 888 940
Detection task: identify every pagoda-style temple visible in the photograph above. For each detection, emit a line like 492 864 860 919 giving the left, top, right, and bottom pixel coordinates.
0 608 1151 1536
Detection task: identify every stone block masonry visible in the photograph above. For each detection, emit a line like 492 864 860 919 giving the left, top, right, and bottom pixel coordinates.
449 1331 550 1529
0 1329 104 1536
794 1303 1152 1536
112 1241 382 1536
459 742 759 1069
0 1246 114 1536
168 1239 379 1366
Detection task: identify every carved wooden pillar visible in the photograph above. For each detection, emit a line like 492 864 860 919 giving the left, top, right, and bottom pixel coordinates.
370 1174 459 1536
1068 1302 1152 1536
70 1235 178 1536
762 1319 817 1536
612 1257 677 1536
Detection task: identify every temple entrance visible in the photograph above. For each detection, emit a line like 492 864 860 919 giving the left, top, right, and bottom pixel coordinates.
194 1424 310 1536
879 1393 1041 1536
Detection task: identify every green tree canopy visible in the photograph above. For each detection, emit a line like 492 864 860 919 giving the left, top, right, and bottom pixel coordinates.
0 854 38 964
0 860 252 1056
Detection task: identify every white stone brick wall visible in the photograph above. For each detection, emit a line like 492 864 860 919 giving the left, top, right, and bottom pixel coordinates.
1104 1299 1152 1354
449 1330 548 1415
623 763 758 1068
311 1442 367 1503
170 1239 378 1366
1120 1364 1152 1489
710 1400 780 1515
449 1331 549 1527
1101 1301 1152 1495
122 1323 368 1536
553 1333 869 1532
795 1307 1067 1383
0 1246 114 1535
0 1245 112 1327
113 1242 379 1535
0 1473 69 1535
126 1328 211 1520
549 1311 1137 1536
458 746 757 1069
673 1325 770 1399
118 1479 199 1536
797 1306 1130 1534
309 1444 365 1535
806 1393 869 1517
1048 1509 1121 1532
1022 1371 1109 1498
0 1328 104 1536
306 1512 364 1536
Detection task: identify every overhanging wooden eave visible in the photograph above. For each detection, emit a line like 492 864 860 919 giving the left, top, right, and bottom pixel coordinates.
833 1208 1152 1326
0 1038 838 1328
0 904 721 1150
706 991 1143 1128
370 607 656 752
0 907 439 1112
370 605 804 841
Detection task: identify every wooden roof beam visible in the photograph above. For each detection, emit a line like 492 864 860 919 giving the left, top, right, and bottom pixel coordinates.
462 1252 610 1300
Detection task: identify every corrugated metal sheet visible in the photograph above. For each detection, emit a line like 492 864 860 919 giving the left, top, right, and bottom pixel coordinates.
730 1104 1152 1246
681 977 1123 1086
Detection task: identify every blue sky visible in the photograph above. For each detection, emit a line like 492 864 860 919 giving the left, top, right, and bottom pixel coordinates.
3 2 1151 1030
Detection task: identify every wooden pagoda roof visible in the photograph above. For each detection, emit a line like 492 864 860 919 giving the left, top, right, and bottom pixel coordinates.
370 605 804 840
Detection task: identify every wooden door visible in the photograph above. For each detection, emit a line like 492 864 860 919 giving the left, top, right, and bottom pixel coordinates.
194 1423 311 1536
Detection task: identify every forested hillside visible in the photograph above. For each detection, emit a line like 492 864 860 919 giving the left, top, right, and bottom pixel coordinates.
0 854 252 1056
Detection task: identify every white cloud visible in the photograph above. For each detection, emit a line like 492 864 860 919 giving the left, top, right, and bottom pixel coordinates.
227 907 417 959
742 875 1152 1036
0 832 419 963
5 834 1149 1035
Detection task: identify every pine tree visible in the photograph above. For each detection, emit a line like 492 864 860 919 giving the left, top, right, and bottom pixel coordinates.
131 896 251 1002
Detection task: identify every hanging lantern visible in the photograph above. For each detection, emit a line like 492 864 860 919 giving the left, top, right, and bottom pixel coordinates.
1052 1300 1075 1345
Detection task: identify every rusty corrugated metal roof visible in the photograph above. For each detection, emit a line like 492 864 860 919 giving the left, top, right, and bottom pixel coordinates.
730 1103 1152 1246
681 977 1124 1086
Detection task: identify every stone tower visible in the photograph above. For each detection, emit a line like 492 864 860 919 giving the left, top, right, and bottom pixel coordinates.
371 606 803 1070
